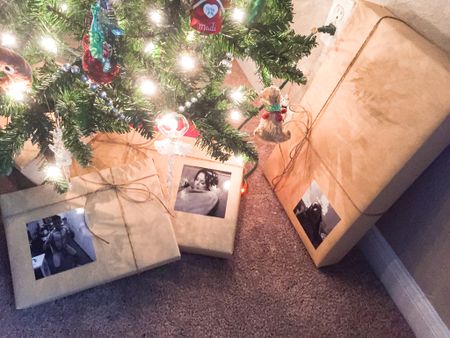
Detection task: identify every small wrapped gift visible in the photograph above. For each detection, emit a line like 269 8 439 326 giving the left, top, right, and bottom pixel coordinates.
71 131 244 258
0 158 180 309
264 2 450 267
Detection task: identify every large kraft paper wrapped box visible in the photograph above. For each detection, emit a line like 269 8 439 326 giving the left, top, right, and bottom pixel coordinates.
264 1 450 267
0 158 180 309
71 131 244 258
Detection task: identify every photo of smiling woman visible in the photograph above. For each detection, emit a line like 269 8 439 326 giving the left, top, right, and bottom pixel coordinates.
174 165 232 218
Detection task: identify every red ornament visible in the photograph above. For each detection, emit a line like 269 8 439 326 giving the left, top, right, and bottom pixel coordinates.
275 113 283 122
190 0 224 35
261 111 270 120
81 35 120 84
281 107 287 114
0 47 32 92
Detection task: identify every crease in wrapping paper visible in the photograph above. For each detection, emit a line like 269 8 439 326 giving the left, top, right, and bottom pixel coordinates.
271 14 450 218
3 164 171 272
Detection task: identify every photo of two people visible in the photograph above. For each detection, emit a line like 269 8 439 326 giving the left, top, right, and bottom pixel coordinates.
26 209 96 280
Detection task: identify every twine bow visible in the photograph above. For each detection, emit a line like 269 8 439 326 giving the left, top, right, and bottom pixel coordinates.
79 167 173 271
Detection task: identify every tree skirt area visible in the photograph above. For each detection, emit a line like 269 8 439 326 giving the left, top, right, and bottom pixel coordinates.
0 63 413 337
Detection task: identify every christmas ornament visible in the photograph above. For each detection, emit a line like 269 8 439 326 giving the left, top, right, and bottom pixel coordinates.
254 85 291 143
0 47 32 95
155 112 192 192
82 0 123 84
49 127 73 184
190 0 225 35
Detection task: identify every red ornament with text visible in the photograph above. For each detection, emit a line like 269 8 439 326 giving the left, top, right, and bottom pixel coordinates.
190 0 224 35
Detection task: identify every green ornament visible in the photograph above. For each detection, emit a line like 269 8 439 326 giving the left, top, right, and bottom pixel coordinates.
247 0 268 25
89 3 105 61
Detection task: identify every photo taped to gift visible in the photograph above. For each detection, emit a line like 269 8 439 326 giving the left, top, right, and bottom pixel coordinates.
26 209 96 280
293 180 341 249
174 165 231 218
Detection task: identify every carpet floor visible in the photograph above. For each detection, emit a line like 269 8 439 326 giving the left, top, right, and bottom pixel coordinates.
0 62 414 337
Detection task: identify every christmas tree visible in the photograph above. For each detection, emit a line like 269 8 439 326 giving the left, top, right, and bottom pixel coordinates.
0 0 334 191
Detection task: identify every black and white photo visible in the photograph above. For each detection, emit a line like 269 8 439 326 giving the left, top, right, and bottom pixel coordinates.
293 180 341 249
26 209 96 280
174 165 232 218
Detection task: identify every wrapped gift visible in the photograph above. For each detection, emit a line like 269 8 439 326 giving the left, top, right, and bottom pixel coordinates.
264 1 450 267
0 158 180 309
71 131 244 258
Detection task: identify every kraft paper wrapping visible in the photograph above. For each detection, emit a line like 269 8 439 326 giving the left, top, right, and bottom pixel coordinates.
71 131 244 258
264 1 450 267
0 158 180 309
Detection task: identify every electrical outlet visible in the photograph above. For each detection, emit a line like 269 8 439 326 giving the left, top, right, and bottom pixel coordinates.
321 0 355 46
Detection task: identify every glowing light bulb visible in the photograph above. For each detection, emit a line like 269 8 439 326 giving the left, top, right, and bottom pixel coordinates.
1 32 17 47
144 41 156 54
230 88 245 103
45 165 63 180
230 109 242 122
149 10 163 25
186 31 196 42
223 179 231 192
41 36 58 54
235 155 245 166
60 3 68 12
232 8 246 23
5 81 28 101
139 79 158 96
179 54 196 71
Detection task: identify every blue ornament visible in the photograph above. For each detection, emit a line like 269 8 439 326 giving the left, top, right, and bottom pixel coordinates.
111 27 125 36
90 83 98 91
62 63 71 72
100 91 108 99
81 74 88 82
70 65 80 74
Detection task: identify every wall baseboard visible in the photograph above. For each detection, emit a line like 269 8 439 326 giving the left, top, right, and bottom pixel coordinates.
358 226 450 338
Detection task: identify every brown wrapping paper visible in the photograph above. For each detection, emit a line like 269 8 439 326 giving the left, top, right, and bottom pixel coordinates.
0 158 180 309
71 131 244 258
264 1 450 267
